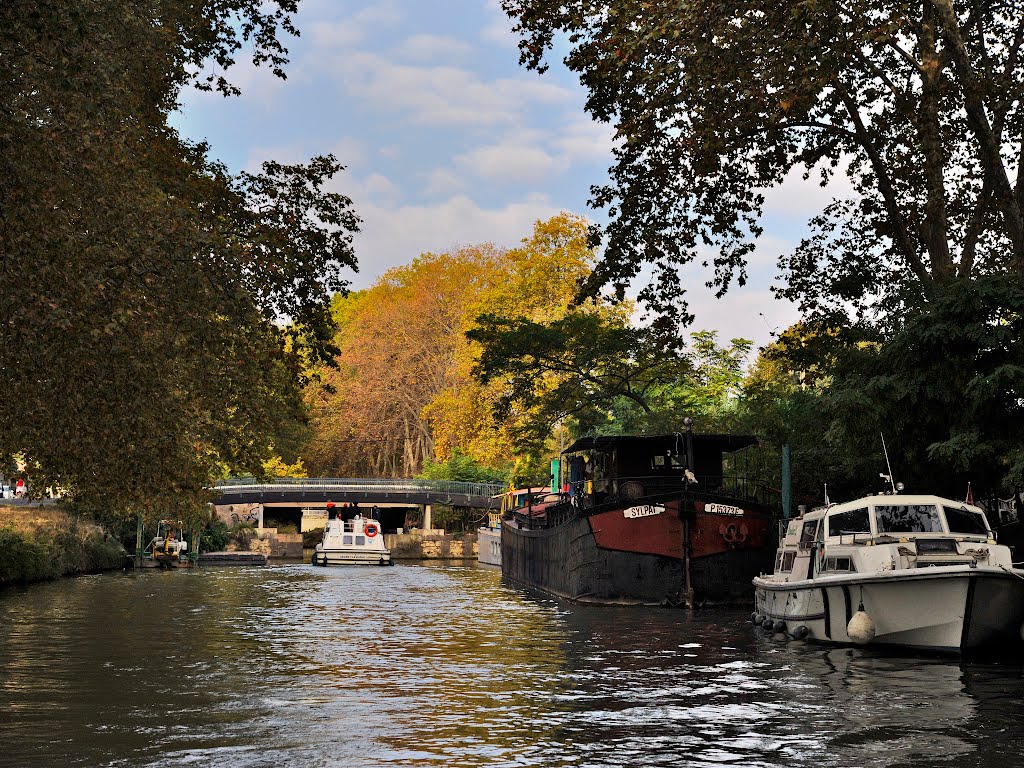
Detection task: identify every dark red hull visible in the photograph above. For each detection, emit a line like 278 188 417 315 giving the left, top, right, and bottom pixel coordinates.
502 497 774 605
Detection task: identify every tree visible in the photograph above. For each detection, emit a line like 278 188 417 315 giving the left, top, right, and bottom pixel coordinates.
505 0 1024 494
304 247 504 477
503 0 1024 323
822 277 1024 496
0 1 359 521
470 311 693 448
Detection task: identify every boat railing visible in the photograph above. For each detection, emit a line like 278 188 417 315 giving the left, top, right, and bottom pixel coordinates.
506 473 779 529
564 473 779 509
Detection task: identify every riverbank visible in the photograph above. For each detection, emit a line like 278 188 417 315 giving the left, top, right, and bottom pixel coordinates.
0 505 126 586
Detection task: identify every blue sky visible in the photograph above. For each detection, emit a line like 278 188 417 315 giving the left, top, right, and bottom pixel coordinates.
173 0 832 351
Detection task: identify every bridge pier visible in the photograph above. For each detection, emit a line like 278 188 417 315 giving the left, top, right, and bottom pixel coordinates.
422 504 432 532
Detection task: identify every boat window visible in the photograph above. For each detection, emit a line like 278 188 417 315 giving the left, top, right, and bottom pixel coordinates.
942 506 988 535
827 508 870 538
781 551 796 571
874 504 943 534
799 520 819 549
651 453 685 470
825 556 854 572
343 535 353 545
356 536 366 545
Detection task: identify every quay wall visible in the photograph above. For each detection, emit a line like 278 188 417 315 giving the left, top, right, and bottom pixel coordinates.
384 531 478 560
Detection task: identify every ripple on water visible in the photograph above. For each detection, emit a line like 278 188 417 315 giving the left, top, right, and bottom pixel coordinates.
2 564 1024 767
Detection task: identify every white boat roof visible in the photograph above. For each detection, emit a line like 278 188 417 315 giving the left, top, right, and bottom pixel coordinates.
807 494 985 517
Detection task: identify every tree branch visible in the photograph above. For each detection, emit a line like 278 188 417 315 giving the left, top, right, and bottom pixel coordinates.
834 80 929 283
929 0 1024 268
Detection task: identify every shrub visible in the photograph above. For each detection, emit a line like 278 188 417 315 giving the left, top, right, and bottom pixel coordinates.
0 525 126 586
303 527 324 548
200 518 231 552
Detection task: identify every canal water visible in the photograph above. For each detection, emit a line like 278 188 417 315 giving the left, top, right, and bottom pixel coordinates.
1 564 1023 767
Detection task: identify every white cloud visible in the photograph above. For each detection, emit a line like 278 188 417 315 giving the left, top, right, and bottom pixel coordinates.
481 0 519 49
762 162 858 217
348 194 569 284
242 136 367 175
397 33 475 62
424 167 467 197
305 0 405 52
454 142 562 184
310 51 573 127
684 285 799 353
553 116 616 163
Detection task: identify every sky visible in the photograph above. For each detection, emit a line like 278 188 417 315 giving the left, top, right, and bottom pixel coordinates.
172 0 832 352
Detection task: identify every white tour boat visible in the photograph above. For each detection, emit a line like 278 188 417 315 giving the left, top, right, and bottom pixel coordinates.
312 514 393 566
753 493 1024 653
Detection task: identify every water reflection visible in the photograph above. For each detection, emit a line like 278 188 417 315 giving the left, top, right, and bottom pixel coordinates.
1 565 1023 767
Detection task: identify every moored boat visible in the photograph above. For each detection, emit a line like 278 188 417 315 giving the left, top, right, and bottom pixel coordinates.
752 493 1024 653
141 519 192 568
478 511 502 567
501 432 775 605
313 512 393 566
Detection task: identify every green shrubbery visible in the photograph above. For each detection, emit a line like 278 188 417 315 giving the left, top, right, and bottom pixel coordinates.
200 518 231 553
0 524 125 586
303 527 324 548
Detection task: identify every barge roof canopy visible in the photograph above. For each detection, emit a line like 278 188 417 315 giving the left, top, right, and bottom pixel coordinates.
562 433 758 455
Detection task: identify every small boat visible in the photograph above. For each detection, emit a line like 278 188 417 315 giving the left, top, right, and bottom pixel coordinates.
141 519 192 568
752 492 1024 653
312 514 393 566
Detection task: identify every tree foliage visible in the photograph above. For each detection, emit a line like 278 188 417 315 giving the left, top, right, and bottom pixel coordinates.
303 214 607 480
503 0 1024 323
0 0 358 519
304 247 504 477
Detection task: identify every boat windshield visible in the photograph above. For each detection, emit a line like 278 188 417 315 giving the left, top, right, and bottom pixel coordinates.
874 504 944 534
943 506 989 535
827 507 870 537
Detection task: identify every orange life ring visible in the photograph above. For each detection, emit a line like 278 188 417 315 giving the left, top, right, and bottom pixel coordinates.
364 523 379 538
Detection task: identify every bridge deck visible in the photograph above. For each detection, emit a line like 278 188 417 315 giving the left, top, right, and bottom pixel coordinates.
212 478 505 509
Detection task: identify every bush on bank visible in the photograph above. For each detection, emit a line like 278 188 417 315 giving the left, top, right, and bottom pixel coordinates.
0 523 126 586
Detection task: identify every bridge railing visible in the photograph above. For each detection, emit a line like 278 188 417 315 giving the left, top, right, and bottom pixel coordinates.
214 477 507 500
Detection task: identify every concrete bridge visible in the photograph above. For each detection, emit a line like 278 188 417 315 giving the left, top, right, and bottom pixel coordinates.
211 477 505 533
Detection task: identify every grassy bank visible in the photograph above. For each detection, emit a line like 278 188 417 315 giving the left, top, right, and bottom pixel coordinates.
0 506 126 586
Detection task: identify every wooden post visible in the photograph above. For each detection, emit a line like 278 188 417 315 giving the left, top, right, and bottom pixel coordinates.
135 513 143 568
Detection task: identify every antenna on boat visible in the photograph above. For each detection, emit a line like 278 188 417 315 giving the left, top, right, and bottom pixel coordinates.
824 482 830 506
880 433 897 494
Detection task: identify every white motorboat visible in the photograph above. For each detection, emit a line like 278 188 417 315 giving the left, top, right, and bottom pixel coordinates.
312 514 393 566
753 493 1024 653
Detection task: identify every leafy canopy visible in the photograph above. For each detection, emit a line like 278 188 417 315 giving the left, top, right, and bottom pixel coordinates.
503 0 1024 323
0 0 359 523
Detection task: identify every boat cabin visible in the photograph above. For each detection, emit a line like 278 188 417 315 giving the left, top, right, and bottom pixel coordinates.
559 433 759 505
770 494 1005 583
313 514 392 566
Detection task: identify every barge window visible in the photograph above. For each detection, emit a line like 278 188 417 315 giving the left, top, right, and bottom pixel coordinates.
943 506 988 535
343 535 353 545
874 504 943 534
356 536 366 545
827 508 870 538
651 453 685 469
781 551 796 571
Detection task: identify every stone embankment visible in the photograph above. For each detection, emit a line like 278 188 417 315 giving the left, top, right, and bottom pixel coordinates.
384 530 478 560
0 505 126 586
